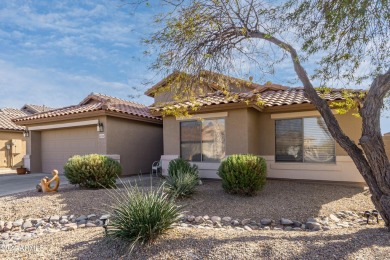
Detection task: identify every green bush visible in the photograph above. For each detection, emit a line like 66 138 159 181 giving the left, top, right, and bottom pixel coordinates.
217 154 267 196
106 182 182 251
167 158 198 178
164 171 199 198
64 154 122 189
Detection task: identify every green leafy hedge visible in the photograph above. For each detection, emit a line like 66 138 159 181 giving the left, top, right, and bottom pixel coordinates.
64 154 122 189
217 154 267 196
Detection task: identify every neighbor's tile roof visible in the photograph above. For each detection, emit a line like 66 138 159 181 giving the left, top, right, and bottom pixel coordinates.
0 108 28 116
13 93 161 122
0 109 28 131
21 104 56 114
151 88 350 112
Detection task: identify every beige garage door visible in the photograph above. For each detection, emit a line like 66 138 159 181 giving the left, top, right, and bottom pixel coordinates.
41 126 98 173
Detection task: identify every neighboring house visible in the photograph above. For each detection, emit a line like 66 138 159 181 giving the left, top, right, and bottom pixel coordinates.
21 104 54 115
0 109 27 168
0 105 55 168
148 71 365 183
13 93 163 175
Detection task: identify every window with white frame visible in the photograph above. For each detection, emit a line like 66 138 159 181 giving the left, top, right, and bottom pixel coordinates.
180 118 226 162
275 117 335 163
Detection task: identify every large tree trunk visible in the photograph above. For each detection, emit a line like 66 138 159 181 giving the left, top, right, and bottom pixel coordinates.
292 61 390 229
251 30 390 228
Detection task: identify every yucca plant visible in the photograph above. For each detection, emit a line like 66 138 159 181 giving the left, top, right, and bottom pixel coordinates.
167 158 198 178
105 181 182 251
165 170 199 198
217 154 267 196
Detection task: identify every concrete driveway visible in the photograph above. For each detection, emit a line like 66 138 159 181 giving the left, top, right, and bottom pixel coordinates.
0 173 69 197
0 173 156 197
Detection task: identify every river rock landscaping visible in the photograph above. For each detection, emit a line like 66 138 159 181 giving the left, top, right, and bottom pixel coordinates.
0 210 383 246
0 177 389 259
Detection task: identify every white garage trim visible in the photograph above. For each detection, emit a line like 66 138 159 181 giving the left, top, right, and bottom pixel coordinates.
29 120 98 131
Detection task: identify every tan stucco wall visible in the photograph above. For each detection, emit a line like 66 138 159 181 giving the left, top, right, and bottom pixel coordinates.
334 113 362 156
153 83 253 104
27 131 41 172
161 107 365 182
154 85 215 104
0 131 26 168
226 109 249 155
163 116 180 155
384 134 390 159
106 116 163 175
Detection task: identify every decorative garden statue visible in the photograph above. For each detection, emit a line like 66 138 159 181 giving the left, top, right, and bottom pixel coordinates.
36 169 60 192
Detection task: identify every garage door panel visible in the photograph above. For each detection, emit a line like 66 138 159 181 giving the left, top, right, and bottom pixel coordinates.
41 126 98 173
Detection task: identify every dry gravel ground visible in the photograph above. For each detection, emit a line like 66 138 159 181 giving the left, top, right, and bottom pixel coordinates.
1 177 389 259
1 225 389 259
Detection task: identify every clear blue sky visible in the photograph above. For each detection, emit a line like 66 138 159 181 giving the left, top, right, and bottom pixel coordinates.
0 0 388 133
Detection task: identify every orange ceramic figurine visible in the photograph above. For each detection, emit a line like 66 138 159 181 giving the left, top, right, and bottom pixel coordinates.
38 169 60 192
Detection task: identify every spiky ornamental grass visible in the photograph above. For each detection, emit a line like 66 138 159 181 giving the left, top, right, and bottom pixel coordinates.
164 170 199 198
105 181 182 252
167 158 198 178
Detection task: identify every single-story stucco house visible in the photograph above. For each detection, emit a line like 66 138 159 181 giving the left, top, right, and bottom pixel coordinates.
13 93 163 175
0 105 54 169
147 72 366 183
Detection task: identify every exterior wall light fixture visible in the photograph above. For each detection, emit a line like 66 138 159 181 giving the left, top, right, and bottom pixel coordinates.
23 129 30 137
97 121 104 132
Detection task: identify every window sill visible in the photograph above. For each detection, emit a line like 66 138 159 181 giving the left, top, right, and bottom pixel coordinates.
189 162 220 170
270 162 341 171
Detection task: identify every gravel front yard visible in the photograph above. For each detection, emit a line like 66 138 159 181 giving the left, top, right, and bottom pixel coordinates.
1 177 389 259
1 225 389 259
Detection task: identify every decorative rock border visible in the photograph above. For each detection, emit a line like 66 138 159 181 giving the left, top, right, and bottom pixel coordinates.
0 210 383 245
0 214 110 245
177 210 383 232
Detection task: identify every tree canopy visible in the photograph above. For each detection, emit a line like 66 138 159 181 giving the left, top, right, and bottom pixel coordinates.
139 0 390 228
147 0 389 86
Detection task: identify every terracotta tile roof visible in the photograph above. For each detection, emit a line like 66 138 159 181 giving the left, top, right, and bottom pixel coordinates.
0 108 28 116
13 93 161 122
0 109 27 131
21 104 56 114
151 88 351 112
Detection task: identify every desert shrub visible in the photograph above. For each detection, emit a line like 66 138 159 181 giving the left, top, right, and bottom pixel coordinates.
217 154 267 196
106 182 182 251
64 154 122 189
167 158 198 178
164 171 199 198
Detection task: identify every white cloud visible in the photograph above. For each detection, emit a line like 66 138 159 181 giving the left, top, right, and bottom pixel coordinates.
0 1 151 63
0 59 153 108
